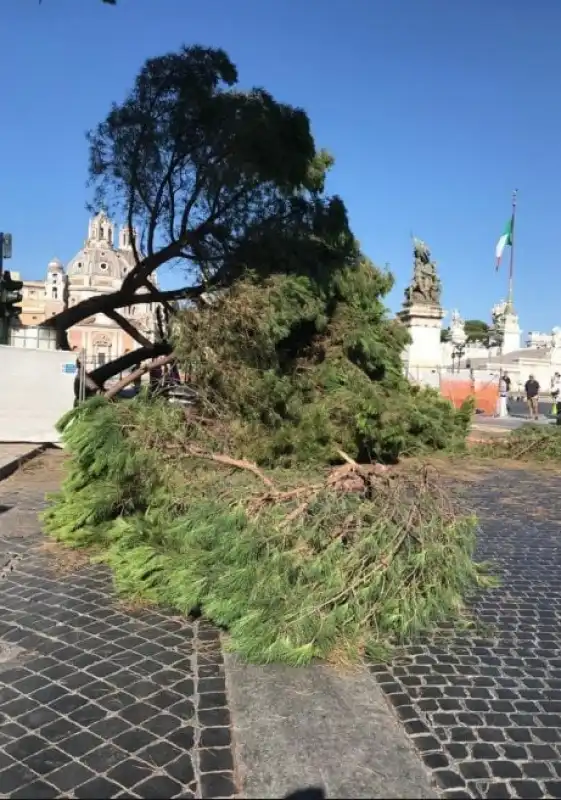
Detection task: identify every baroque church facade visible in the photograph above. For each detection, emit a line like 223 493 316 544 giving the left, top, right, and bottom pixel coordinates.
18 212 158 365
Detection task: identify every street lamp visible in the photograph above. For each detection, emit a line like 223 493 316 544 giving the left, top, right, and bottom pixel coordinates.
450 323 467 374
451 342 466 373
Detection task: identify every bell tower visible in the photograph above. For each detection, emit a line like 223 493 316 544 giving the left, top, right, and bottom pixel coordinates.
87 211 114 247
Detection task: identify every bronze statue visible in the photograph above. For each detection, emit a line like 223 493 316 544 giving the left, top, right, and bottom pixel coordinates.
405 237 441 305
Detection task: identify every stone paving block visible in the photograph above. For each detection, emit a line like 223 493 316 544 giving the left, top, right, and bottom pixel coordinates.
0 457 237 799
371 468 561 800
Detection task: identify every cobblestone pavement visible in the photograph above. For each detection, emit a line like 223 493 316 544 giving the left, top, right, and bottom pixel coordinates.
0 452 237 799
372 466 561 800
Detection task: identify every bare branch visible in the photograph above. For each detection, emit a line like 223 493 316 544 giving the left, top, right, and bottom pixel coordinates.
104 353 174 400
104 309 153 348
89 341 173 385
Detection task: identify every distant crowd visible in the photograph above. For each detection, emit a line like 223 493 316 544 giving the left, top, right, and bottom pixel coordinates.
498 371 561 420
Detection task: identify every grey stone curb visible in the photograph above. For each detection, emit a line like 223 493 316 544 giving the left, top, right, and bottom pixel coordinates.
0 444 47 482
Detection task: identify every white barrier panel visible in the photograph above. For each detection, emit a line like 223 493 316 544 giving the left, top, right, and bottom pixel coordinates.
0 346 75 443
9 326 58 350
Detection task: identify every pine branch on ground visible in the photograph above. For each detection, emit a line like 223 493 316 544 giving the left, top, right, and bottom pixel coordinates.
472 424 561 463
43 397 494 666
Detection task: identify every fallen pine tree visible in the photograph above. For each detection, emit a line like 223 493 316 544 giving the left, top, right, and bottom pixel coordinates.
42 396 493 665
41 46 488 662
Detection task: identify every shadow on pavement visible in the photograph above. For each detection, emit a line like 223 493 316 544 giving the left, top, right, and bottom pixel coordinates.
285 789 326 800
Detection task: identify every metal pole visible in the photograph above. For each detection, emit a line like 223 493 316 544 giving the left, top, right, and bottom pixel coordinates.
79 348 87 403
507 189 517 312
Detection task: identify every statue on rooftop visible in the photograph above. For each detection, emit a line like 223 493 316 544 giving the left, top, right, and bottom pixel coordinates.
405 238 442 306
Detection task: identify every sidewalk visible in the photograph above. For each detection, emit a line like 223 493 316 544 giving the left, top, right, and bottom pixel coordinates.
0 444 46 481
0 451 435 799
226 657 437 799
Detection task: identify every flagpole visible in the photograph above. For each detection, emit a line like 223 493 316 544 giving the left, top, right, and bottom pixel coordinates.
507 189 518 311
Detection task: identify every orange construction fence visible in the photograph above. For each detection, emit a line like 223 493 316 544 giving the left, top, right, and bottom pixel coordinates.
440 375 499 416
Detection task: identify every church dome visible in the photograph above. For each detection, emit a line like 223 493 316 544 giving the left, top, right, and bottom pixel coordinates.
47 257 64 272
66 246 130 280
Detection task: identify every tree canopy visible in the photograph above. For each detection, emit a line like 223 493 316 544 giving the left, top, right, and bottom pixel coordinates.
42 37 479 668
43 45 354 378
464 319 490 344
41 41 471 466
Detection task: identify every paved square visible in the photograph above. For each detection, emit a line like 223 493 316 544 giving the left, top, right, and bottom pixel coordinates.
372 467 561 799
0 453 237 799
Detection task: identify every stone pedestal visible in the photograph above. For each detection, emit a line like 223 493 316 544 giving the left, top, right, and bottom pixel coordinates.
500 310 521 355
398 302 444 383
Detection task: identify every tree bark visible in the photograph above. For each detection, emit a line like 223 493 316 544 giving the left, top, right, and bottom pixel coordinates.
41 238 193 335
104 354 175 400
89 341 173 386
104 309 153 349
41 282 205 340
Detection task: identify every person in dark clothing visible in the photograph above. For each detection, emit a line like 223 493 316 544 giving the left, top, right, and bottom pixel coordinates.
73 358 98 407
169 361 181 385
148 362 164 395
73 358 81 409
524 374 540 420
502 371 512 414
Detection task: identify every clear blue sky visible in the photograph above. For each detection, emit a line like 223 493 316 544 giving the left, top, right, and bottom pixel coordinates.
1 0 559 332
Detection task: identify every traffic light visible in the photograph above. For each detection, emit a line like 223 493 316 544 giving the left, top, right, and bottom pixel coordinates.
0 270 23 322
1 233 12 259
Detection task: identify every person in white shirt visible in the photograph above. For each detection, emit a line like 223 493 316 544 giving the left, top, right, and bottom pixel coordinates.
497 374 509 417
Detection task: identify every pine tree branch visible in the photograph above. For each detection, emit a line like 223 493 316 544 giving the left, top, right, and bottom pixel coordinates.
104 309 153 349
185 448 275 488
105 354 175 400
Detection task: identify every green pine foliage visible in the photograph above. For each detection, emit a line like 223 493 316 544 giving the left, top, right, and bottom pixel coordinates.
474 423 561 462
43 396 492 665
42 41 482 667
173 262 473 467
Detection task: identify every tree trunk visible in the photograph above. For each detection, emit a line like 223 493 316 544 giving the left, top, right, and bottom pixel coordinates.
41 238 190 335
104 309 153 349
89 341 173 386
42 282 205 341
104 354 175 400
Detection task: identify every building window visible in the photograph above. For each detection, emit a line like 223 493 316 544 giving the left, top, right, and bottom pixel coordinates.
97 353 106 366
77 262 82 269
52 287 58 299
100 262 108 271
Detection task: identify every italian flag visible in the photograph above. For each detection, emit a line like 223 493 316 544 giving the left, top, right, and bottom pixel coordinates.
495 217 513 270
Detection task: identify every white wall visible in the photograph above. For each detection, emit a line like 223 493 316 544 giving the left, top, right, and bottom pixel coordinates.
405 365 441 389
0 346 75 443
407 322 441 368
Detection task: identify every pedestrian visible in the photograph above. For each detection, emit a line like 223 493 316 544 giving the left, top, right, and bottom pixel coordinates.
503 371 511 414
73 357 98 407
148 362 163 395
524 374 540 421
73 357 82 408
551 372 561 415
497 374 509 418
132 363 142 393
